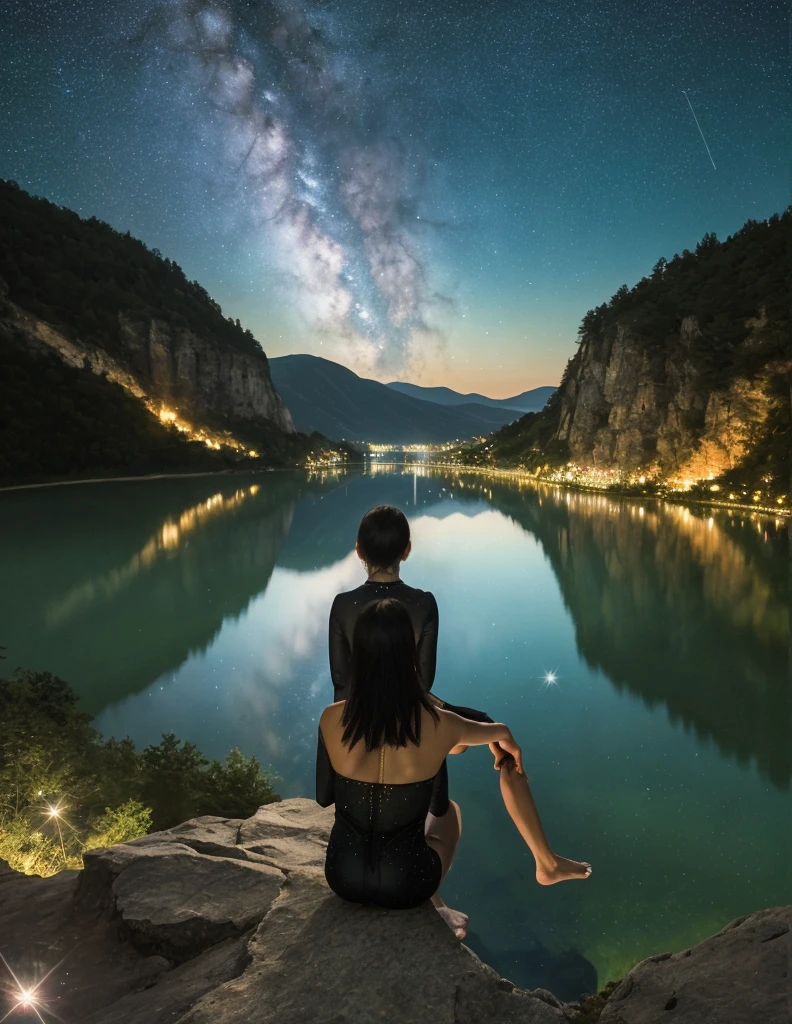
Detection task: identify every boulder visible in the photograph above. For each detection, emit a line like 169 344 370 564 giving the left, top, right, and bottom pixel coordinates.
599 907 791 1024
111 848 284 960
0 802 788 1024
178 871 565 1024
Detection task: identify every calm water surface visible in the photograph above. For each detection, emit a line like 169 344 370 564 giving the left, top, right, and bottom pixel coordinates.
1 467 789 998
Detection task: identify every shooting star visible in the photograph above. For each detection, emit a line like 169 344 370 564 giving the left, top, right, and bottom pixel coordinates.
682 90 716 170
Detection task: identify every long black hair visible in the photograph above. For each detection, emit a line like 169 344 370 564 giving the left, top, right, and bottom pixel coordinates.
341 598 439 751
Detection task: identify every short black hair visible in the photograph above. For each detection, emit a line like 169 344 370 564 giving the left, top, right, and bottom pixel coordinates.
356 505 410 570
341 599 438 751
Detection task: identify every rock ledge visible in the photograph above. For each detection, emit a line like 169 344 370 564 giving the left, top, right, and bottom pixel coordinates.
0 799 788 1024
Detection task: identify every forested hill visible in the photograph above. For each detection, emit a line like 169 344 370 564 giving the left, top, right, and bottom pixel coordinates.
0 180 309 485
0 178 260 359
469 210 791 497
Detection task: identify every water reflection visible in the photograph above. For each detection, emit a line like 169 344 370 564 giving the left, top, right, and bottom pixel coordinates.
1 466 789 995
464 930 598 1003
0 473 337 711
44 485 264 628
2 467 787 787
477 478 789 789
370 466 790 788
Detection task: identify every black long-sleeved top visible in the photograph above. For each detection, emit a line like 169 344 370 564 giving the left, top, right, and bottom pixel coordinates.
329 579 439 700
325 579 496 819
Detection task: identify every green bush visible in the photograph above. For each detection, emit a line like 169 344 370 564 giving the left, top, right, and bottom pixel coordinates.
0 668 280 875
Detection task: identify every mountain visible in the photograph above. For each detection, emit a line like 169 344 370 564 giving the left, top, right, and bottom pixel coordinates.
268 354 522 442
470 211 791 495
386 381 554 413
0 179 314 485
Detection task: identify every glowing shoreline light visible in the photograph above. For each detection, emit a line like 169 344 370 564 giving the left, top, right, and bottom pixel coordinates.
417 450 790 515
154 404 260 458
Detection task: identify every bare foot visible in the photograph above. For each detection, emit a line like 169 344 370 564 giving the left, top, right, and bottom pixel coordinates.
536 855 592 885
432 897 469 938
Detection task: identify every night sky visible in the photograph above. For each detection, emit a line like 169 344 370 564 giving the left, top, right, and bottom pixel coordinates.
1 0 788 395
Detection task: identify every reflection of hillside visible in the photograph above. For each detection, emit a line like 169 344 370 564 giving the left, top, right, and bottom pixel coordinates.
277 465 475 571
0 472 335 712
481 480 790 788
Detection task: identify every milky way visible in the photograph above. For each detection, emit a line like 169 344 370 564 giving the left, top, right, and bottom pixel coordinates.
0 0 788 392
135 0 442 374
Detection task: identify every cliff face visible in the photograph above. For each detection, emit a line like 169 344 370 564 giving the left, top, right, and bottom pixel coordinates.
0 180 296 443
555 315 786 480
2 293 294 436
117 313 294 433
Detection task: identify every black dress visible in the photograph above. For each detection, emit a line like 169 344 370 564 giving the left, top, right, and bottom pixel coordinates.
316 730 442 909
328 580 497 819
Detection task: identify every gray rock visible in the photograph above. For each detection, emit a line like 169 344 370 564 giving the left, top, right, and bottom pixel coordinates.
2 299 296 456
0 803 788 1024
551 315 784 479
81 937 250 1024
238 796 335 844
599 907 791 1024
111 848 284 960
179 870 565 1024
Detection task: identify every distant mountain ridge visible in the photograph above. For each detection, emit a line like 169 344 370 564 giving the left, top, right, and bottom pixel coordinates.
269 354 532 443
386 381 555 413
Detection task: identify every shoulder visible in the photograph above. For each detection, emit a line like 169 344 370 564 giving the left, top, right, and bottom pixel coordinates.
332 584 370 609
330 587 365 620
319 701 345 732
425 706 458 742
396 581 437 611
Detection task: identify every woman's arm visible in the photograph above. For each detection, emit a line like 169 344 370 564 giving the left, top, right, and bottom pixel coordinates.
315 726 336 808
416 593 439 691
328 597 352 701
441 710 524 774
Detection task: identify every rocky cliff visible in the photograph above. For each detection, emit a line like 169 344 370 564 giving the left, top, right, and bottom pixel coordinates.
0 799 788 1023
555 313 786 482
480 212 790 491
0 179 296 478
1 289 294 437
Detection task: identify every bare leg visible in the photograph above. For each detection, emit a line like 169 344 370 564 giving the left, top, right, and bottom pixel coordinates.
424 800 468 938
498 758 592 884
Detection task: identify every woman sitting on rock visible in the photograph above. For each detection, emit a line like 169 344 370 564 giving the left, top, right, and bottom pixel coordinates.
316 598 591 937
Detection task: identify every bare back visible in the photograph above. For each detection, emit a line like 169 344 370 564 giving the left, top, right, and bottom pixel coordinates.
320 703 457 784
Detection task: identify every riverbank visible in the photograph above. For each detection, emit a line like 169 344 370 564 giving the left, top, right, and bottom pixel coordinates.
421 461 792 520
6 459 787 524
0 465 290 494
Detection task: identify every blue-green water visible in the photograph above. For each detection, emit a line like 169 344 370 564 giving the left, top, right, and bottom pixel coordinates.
1 467 789 998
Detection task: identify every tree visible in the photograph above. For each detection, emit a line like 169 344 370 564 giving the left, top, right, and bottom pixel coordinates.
0 671 281 875
200 747 280 819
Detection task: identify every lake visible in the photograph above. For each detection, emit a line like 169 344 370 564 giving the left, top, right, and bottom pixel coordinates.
1 466 789 999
